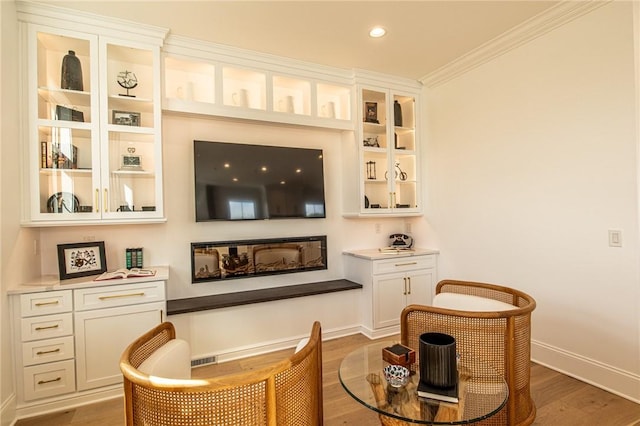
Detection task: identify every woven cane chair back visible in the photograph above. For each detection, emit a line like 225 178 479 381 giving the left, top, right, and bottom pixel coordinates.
401 280 536 426
120 321 323 426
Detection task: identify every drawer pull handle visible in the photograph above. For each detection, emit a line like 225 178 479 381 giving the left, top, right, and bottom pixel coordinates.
36 348 61 355
395 261 418 267
34 300 59 307
98 292 145 301
35 324 59 331
37 377 61 385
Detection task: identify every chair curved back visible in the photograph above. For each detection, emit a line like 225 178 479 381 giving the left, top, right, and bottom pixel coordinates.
401 280 536 426
120 321 323 426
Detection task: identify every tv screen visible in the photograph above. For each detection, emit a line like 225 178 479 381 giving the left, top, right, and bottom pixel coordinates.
194 140 326 221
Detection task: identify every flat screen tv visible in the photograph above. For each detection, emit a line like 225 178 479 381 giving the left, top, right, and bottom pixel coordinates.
194 140 326 221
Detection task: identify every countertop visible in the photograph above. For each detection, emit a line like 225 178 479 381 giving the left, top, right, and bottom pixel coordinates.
7 265 169 294
343 248 439 260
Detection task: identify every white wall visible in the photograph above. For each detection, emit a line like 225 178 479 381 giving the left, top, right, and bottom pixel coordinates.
419 2 640 401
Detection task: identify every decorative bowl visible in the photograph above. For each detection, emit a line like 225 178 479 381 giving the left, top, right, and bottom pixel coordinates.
383 364 410 388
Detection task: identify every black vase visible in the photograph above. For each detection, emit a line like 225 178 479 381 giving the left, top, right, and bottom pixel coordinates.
394 100 403 127
61 50 83 91
419 332 457 389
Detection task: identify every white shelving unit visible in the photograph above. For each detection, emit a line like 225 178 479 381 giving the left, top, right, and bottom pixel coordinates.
162 35 354 130
18 3 168 226
342 72 423 217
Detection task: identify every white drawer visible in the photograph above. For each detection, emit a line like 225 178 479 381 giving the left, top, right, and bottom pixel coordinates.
22 336 74 366
373 255 436 275
23 359 75 401
21 313 73 342
20 290 72 317
74 281 165 311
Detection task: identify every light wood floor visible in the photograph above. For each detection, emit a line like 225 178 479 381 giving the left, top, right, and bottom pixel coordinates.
16 333 640 426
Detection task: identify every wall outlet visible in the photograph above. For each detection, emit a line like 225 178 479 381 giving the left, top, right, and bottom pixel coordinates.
83 235 96 242
375 223 381 234
405 222 412 234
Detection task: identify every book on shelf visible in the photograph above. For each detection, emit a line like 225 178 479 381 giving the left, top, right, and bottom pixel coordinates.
94 268 155 281
417 380 459 403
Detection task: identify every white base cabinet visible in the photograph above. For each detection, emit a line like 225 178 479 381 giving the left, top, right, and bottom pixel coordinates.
343 249 438 338
9 270 167 418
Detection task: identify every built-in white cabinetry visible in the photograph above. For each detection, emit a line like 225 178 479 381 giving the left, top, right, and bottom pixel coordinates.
343 73 423 217
343 249 437 337
162 36 353 129
9 269 167 418
17 290 76 402
73 281 165 391
18 3 168 226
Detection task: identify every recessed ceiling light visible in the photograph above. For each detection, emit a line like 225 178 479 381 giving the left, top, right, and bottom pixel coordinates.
369 26 386 38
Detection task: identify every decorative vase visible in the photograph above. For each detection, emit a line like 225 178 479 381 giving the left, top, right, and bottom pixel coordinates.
394 100 403 127
61 50 83 91
419 332 457 389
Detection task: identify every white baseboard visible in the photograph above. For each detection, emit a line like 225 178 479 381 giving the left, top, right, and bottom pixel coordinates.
532 339 640 404
208 324 364 364
359 324 400 340
1 393 16 426
14 386 122 421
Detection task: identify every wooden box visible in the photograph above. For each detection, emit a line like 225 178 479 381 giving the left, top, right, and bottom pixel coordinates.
382 343 415 367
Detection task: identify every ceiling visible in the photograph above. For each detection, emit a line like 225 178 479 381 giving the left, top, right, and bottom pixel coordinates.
54 1 560 81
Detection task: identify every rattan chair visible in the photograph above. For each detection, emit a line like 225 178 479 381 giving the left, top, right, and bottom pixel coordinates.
401 280 536 426
120 321 323 426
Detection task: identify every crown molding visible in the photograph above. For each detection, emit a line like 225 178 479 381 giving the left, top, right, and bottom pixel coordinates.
420 0 611 88
16 1 168 45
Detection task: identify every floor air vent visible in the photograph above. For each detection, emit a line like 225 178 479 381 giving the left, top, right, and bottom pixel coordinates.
191 356 217 367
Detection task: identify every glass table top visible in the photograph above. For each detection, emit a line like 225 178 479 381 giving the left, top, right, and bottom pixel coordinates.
338 340 508 425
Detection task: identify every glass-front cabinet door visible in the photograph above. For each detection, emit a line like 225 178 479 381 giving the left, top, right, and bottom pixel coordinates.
359 86 419 215
28 26 101 220
100 39 162 219
24 23 164 224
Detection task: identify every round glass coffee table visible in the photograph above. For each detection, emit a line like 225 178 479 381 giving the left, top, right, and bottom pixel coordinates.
339 341 508 425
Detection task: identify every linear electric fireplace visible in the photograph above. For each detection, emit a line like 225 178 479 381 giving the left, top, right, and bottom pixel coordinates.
191 236 327 283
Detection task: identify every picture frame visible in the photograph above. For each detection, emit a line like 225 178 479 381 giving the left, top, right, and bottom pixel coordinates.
364 101 379 123
57 241 107 280
112 110 140 126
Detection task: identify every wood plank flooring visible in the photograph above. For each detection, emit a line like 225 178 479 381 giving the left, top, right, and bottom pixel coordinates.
16 333 640 425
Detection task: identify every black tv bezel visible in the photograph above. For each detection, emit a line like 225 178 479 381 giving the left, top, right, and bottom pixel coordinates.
193 140 326 221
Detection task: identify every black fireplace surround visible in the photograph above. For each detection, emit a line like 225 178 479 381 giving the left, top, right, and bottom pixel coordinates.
191 235 327 284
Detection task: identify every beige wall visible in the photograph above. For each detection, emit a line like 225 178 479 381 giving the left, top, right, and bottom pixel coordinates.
420 1 640 400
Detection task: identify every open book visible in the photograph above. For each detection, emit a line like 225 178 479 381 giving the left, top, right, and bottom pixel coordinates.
94 268 156 281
